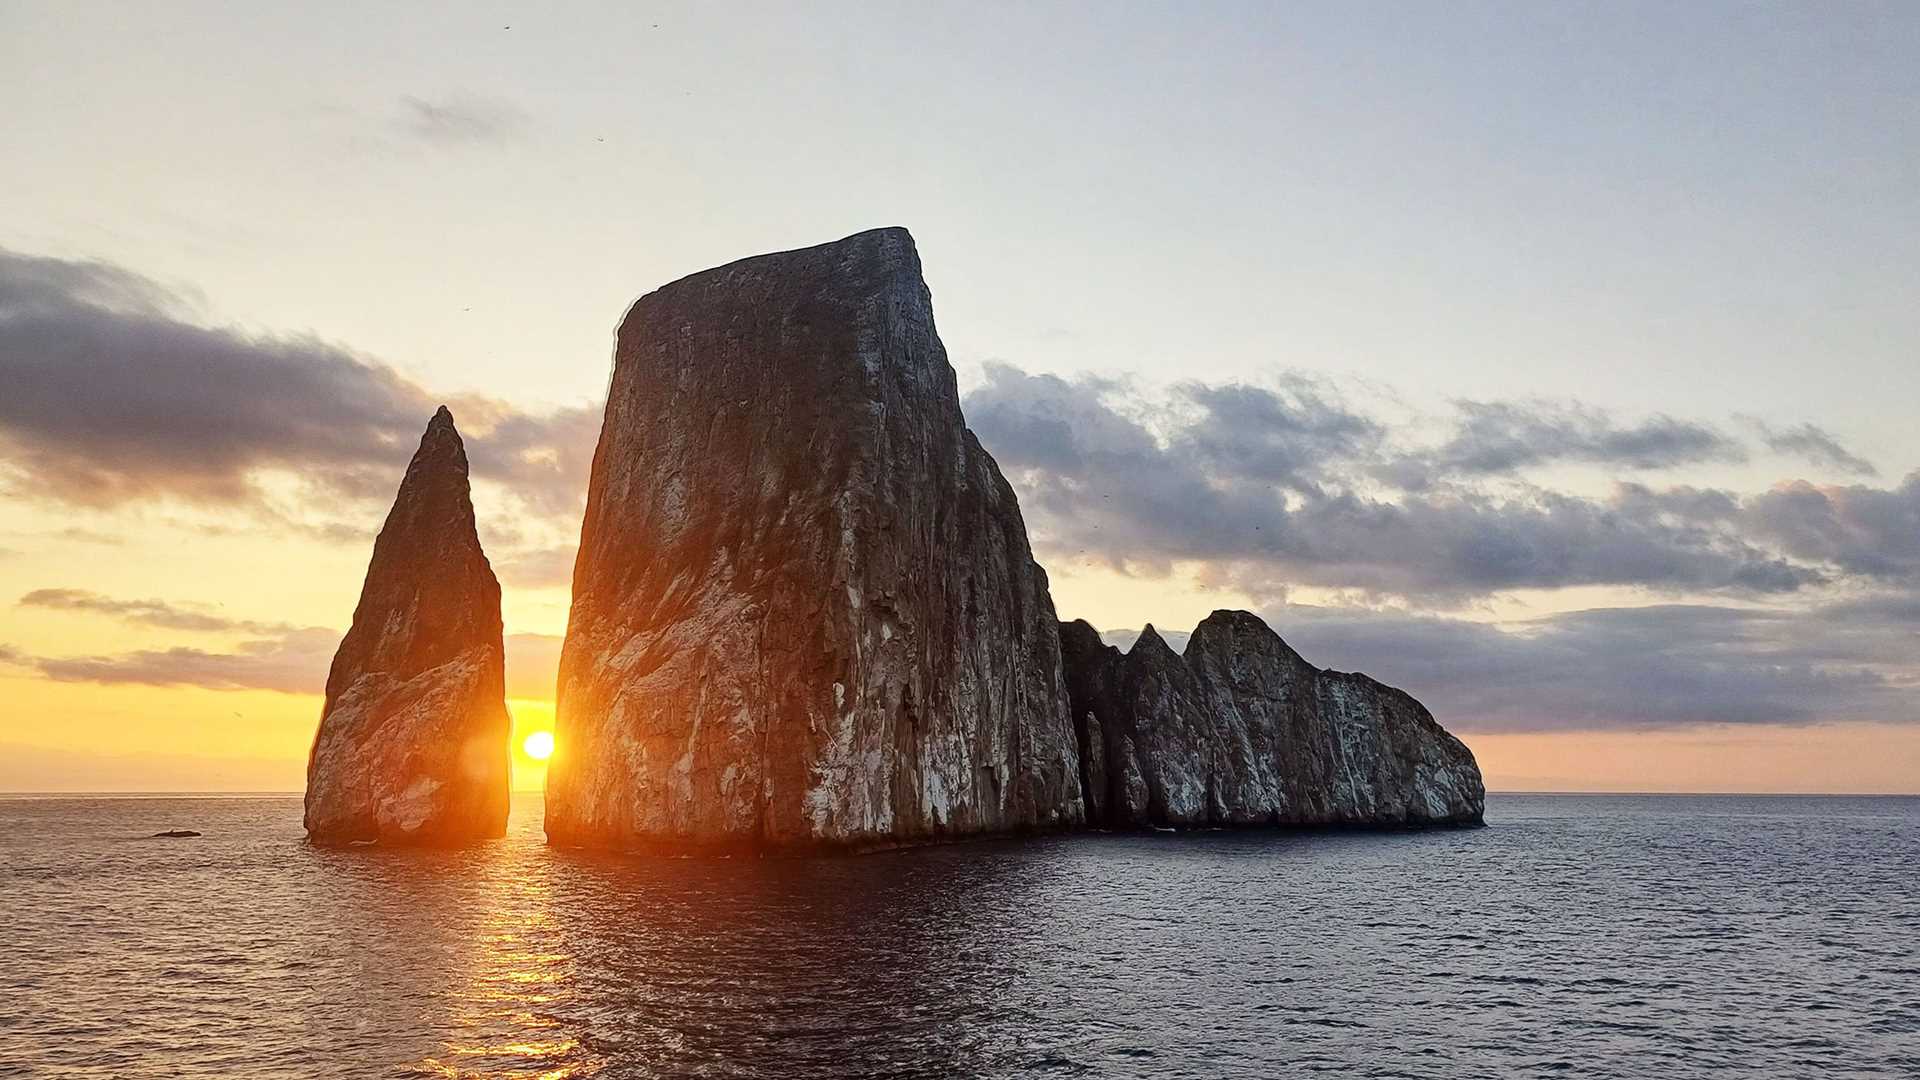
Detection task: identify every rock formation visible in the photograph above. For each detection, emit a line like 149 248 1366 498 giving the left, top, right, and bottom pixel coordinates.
1059 611 1484 828
304 407 511 844
547 227 1083 852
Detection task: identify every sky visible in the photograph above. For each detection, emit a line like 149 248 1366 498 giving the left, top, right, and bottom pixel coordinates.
2 2 1917 794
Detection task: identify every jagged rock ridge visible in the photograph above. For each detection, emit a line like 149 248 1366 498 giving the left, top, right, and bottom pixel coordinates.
1059 610 1484 828
547 227 1083 852
304 407 511 844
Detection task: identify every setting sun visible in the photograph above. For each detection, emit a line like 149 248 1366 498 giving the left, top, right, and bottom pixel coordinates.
522 730 555 761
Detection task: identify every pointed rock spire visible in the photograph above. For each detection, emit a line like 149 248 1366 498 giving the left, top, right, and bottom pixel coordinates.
304 407 510 844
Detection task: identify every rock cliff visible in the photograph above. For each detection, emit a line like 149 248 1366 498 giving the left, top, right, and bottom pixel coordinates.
547 228 1083 852
1059 611 1484 828
304 407 511 844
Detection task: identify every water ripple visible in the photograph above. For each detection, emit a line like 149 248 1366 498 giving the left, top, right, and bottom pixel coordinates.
0 793 1915 1077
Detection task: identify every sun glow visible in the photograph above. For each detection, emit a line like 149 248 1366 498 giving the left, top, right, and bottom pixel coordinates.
522 730 555 761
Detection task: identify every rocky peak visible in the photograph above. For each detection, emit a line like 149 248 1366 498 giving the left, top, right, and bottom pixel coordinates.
1060 608 1483 828
548 228 1082 852
304 407 510 845
1128 624 1181 661
1059 618 1112 656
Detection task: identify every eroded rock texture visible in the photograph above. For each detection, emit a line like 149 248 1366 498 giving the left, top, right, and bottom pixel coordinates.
547 227 1082 852
304 407 510 844
1060 610 1484 828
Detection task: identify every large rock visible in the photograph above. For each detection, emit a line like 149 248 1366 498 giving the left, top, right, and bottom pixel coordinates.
304 407 510 844
1059 610 1484 828
547 227 1083 852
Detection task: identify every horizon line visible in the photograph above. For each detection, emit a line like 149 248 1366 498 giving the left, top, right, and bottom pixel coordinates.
4 788 1917 799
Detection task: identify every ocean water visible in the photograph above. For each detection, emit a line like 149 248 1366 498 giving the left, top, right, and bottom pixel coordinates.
1 794 1914 1079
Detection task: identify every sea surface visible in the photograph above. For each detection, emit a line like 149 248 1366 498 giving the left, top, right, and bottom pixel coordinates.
1 793 1915 1079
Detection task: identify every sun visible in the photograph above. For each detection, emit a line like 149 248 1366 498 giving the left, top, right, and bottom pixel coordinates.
522 730 555 761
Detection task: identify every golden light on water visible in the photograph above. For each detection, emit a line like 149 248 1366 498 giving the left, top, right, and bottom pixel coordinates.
522 730 555 761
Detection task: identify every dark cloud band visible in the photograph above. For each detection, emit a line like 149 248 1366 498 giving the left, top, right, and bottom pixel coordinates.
0 247 598 537
965 362 1907 603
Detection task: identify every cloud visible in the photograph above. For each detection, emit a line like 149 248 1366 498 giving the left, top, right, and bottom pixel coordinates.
1100 595 1918 734
1285 599 1916 732
0 249 183 319
32 628 339 694
967 364 1830 602
495 545 578 589
1168 377 1384 492
1740 476 1920 580
457 403 603 518
1750 420 1878 477
0 251 424 507
396 94 529 145
51 527 124 546
11 592 566 698
1627 472 1920 580
1387 400 1742 489
0 247 597 544
20 588 292 634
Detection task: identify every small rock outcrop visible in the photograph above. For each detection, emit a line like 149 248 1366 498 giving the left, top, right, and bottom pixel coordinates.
547 228 1083 852
1059 611 1484 828
304 407 511 845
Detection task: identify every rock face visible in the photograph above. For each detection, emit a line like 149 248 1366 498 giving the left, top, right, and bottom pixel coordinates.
547 227 1083 852
304 407 511 844
1059 611 1484 828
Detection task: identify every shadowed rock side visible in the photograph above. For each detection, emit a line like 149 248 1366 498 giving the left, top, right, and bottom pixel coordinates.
1059 611 1484 828
548 227 1082 852
304 407 511 844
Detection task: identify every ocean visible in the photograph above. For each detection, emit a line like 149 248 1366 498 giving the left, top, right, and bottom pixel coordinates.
2 793 1914 1078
